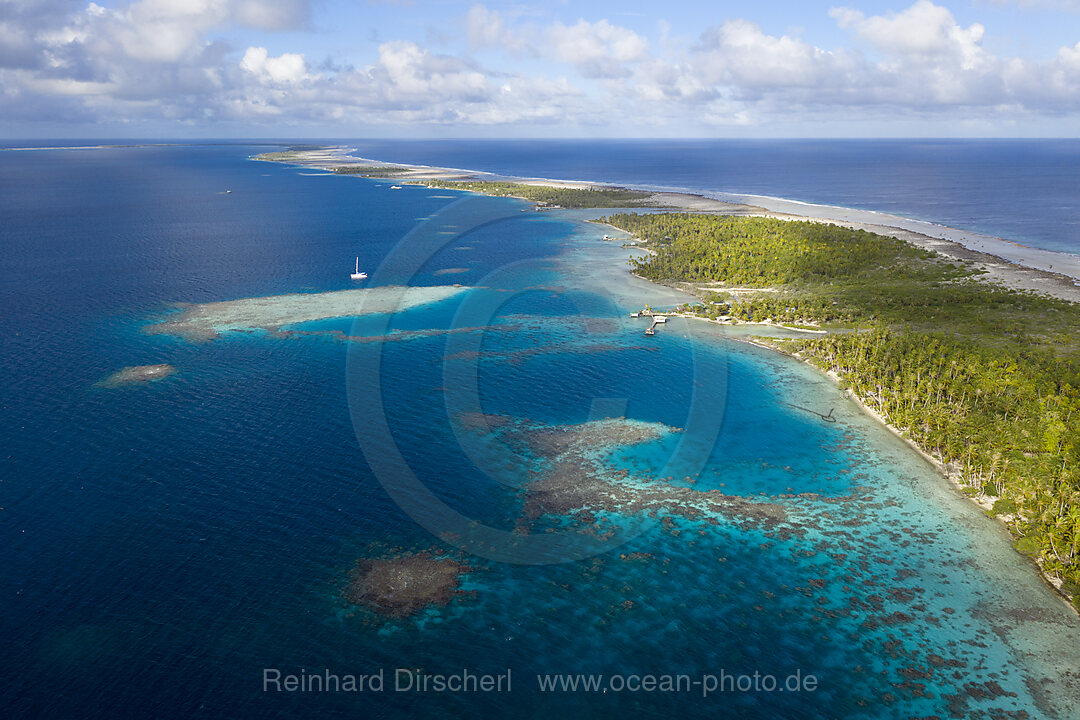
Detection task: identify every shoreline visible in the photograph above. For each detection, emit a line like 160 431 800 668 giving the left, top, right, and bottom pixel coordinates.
755 331 1080 615
622 240 1080 614
662 305 1080 617
257 146 1080 302
654 289 1080 616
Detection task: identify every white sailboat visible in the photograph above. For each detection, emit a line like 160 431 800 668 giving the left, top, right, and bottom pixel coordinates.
350 257 367 280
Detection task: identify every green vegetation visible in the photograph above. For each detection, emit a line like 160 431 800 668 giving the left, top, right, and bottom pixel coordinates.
255 150 305 162
332 165 410 177
255 146 324 161
800 327 1079 599
421 180 653 209
611 213 937 285
605 211 1080 608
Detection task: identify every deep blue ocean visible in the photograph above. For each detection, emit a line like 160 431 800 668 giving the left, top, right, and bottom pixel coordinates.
344 138 1080 256
2 141 1080 719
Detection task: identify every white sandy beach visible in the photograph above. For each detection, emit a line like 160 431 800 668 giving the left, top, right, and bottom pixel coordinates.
146 285 470 341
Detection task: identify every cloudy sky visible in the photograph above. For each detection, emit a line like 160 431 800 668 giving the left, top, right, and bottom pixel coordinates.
3 0 1080 137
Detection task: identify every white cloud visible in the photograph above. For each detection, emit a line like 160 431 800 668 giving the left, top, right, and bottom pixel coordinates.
980 0 1080 10
693 19 849 88
547 19 648 78
832 1 990 70
826 2 1011 105
372 41 488 102
23 75 118 96
240 46 312 85
3 0 1080 133
213 40 583 127
465 4 525 50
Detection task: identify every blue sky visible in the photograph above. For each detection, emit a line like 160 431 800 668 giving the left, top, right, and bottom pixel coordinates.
2 0 1080 137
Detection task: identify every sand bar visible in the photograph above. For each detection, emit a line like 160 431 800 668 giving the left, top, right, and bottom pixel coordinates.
96 364 176 387
147 285 469 342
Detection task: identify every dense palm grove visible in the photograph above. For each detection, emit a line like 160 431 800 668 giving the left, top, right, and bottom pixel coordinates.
612 213 935 284
605 212 1080 608
332 165 410 177
420 180 653 208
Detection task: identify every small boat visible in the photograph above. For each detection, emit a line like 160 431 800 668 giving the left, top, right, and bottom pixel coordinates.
390 185 402 190
630 312 639 318
225 189 232 194
645 328 655 336
350 257 367 280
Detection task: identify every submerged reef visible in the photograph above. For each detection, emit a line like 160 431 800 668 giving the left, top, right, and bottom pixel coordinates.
96 364 175 387
345 551 472 618
457 414 792 533
145 285 470 342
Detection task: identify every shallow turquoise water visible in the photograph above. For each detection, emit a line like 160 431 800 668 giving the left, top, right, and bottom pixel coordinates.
2 145 1079 719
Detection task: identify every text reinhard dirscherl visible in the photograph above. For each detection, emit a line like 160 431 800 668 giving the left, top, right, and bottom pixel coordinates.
263 668 510 694
262 668 819 697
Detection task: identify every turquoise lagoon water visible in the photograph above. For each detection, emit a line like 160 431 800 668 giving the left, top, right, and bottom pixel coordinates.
2 144 1079 719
